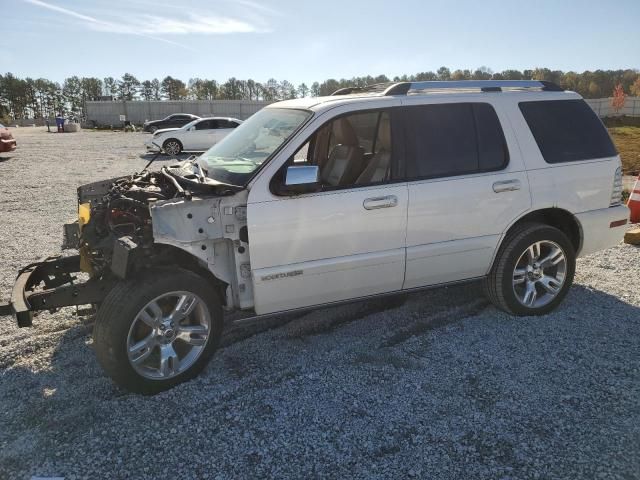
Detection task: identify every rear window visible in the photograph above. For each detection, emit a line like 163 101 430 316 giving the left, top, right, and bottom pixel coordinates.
403 103 509 180
519 99 617 163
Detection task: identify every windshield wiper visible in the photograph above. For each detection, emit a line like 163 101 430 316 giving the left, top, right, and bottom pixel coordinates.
194 160 208 183
144 140 163 170
165 161 243 195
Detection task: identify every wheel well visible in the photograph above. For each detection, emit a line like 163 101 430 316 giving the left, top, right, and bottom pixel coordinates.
134 244 228 305
506 208 582 254
162 138 182 148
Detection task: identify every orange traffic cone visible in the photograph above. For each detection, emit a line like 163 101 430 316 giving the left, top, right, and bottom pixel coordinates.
629 174 640 224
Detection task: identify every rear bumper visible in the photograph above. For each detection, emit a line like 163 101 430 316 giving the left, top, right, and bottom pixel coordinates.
575 205 630 257
0 256 116 327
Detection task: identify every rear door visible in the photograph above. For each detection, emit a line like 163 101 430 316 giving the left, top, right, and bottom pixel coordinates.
401 99 531 289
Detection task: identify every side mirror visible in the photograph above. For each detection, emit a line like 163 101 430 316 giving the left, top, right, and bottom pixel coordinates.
282 165 321 194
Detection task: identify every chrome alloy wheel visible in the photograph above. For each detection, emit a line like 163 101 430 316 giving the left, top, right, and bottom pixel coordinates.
164 140 181 156
512 240 567 309
127 291 210 380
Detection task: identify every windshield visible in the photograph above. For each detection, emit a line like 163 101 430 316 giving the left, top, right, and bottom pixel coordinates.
198 108 311 186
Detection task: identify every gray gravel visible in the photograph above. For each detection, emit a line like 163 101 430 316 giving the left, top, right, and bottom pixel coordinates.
1 127 639 479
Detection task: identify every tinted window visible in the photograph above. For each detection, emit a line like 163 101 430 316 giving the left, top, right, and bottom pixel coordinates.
217 120 238 129
519 99 617 163
404 103 508 179
474 103 509 171
195 120 215 130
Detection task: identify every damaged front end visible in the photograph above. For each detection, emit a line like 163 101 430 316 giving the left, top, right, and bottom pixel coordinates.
2 162 248 327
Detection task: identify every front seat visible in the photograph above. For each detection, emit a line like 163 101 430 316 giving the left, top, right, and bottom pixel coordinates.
357 115 392 184
321 118 365 187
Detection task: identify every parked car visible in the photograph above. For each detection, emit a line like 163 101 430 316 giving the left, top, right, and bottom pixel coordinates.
143 113 200 133
0 123 16 153
145 117 242 155
1 80 629 394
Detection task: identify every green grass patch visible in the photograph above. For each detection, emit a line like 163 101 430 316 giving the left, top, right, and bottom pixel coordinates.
609 125 640 174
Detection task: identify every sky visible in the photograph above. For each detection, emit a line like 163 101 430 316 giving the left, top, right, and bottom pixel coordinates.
4 0 640 86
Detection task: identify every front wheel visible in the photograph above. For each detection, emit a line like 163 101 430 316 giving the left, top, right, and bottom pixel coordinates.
163 139 182 156
485 223 576 316
93 268 223 394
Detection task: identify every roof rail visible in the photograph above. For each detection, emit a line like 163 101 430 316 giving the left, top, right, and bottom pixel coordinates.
330 83 394 96
383 80 563 96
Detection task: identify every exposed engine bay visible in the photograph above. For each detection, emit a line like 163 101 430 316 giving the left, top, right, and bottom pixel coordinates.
78 170 180 275
75 162 243 279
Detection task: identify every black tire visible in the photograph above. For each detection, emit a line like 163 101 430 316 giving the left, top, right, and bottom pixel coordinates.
162 138 182 156
484 223 576 316
93 268 223 395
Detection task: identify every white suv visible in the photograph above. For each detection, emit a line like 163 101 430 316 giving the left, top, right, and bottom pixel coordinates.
2 80 629 393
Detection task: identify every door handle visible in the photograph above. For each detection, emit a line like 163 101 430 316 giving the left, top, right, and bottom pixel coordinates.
492 179 521 193
363 195 398 210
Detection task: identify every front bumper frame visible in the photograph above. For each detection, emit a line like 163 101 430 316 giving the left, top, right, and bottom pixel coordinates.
0 255 117 327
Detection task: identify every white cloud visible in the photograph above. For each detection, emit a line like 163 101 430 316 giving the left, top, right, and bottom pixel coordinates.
24 0 98 22
104 15 261 35
23 0 272 49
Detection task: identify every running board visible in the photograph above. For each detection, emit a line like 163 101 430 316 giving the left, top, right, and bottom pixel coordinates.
228 276 484 328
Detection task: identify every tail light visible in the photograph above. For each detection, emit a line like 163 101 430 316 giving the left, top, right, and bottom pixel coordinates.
610 166 623 206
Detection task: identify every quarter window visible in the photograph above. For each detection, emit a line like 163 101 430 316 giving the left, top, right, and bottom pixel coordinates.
403 103 508 180
519 99 617 163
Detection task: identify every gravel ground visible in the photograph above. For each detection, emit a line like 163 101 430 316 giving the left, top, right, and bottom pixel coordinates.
1 127 639 479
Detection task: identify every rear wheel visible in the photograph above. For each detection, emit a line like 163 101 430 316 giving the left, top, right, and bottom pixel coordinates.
94 268 223 394
163 138 182 156
485 223 576 316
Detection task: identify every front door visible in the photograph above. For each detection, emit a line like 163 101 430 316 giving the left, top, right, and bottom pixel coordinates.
191 119 215 150
248 109 408 315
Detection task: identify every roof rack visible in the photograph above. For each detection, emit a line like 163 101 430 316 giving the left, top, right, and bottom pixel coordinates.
331 80 563 96
384 80 563 95
330 83 394 96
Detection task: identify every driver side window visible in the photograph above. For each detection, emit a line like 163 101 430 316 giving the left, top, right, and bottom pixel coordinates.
284 110 394 191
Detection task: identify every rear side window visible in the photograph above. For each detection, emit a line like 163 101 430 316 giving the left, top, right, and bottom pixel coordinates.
218 120 238 129
403 103 508 180
519 99 617 163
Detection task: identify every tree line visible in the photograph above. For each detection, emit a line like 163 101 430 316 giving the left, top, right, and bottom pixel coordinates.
2 67 640 120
